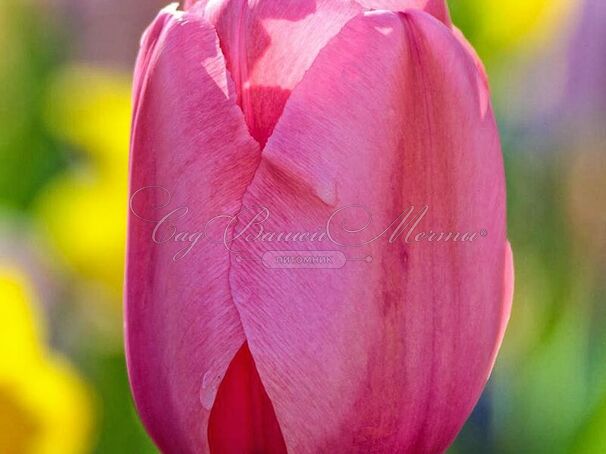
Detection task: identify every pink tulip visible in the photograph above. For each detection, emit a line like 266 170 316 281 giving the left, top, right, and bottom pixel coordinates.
125 1 514 453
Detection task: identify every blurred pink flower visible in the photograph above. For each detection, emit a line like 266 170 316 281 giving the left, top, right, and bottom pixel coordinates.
125 1 513 452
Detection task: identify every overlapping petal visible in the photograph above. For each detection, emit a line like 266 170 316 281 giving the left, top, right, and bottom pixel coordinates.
188 0 361 147
125 6 263 453
182 0 451 146
227 9 511 452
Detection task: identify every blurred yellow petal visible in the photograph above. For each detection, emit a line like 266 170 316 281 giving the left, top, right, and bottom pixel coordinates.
0 384 39 454
38 64 131 299
452 0 578 57
0 267 44 372
24 358 93 454
482 0 575 53
36 172 126 296
0 266 94 454
0 359 94 454
45 65 132 176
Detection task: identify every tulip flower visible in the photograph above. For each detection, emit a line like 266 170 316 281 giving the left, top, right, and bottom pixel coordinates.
125 1 514 453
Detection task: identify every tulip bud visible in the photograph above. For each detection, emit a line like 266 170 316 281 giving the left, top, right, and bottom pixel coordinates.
126 1 513 452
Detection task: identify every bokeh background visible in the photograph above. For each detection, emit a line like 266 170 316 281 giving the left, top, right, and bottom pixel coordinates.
0 0 604 452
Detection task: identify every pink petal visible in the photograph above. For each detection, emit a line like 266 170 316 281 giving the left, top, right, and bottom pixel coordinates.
208 343 287 453
131 5 175 129
125 7 277 452
225 10 510 452
356 0 451 24
189 0 361 146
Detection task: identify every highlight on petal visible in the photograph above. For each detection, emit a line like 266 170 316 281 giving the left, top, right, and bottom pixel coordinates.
189 0 361 146
356 0 451 25
131 3 180 128
223 9 508 452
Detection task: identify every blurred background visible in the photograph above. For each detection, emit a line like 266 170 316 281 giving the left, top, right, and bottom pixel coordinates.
0 0 604 452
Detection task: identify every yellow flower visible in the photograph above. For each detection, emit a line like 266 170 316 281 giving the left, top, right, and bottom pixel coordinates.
452 0 578 58
0 266 93 454
482 0 575 53
44 66 131 176
37 66 131 298
36 174 127 297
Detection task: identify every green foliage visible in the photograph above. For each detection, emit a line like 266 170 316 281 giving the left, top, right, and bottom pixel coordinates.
0 0 67 211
